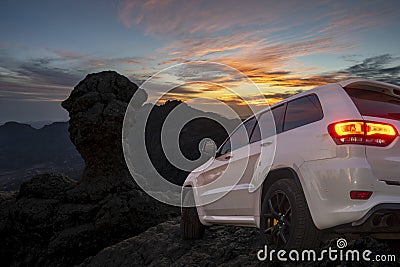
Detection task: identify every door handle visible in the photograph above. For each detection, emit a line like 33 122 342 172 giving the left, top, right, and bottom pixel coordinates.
261 141 273 147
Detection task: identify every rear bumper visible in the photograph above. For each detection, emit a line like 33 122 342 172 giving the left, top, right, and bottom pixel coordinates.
298 155 400 229
332 204 400 234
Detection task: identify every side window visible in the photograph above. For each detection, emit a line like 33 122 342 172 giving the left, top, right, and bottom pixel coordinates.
218 138 231 156
250 103 287 143
218 116 257 155
283 94 323 132
344 88 400 120
250 116 261 143
271 104 286 134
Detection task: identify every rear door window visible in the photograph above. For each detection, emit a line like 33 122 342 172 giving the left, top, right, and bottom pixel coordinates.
271 104 286 134
250 103 287 143
345 88 400 120
283 94 323 132
218 116 257 155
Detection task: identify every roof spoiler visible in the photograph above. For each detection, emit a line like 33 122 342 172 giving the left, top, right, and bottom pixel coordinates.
338 79 400 98
339 78 400 89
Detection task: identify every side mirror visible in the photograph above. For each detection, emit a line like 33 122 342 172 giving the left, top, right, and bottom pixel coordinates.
199 138 217 158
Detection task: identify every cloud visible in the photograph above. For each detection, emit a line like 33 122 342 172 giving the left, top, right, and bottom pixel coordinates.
0 52 81 87
159 30 267 58
338 54 400 86
51 48 144 67
118 0 287 35
166 84 204 95
315 4 394 36
213 37 349 81
252 54 400 90
149 53 400 112
0 45 154 102
118 0 398 92
154 36 348 91
51 49 86 60
113 57 142 65
0 81 72 102
118 0 396 39
18 61 79 87
235 54 400 90
263 90 304 99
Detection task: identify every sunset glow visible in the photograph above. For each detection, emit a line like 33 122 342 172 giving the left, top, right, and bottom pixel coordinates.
1 0 399 122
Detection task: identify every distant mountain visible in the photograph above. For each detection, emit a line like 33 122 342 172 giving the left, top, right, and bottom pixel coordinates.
24 120 57 129
0 120 57 129
0 121 84 190
140 100 240 185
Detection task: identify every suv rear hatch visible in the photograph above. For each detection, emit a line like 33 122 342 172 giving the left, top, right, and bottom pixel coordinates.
343 81 400 184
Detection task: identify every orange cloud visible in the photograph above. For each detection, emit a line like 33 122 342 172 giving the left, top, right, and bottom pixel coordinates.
160 31 267 58
115 0 397 118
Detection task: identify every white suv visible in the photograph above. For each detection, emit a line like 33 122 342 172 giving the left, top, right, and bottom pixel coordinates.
181 79 400 249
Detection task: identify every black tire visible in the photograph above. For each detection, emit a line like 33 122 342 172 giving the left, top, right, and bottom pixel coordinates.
260 178 321 249
181 190 205 240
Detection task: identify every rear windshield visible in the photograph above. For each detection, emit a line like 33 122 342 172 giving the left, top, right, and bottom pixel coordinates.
345 88 400 120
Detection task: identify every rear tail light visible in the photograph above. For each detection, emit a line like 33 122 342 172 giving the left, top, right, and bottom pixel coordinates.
350 191 373 200
328 120 398 147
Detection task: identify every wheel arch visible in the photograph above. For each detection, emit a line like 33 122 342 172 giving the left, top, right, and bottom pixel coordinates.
260 167 303 203
257 166 319 229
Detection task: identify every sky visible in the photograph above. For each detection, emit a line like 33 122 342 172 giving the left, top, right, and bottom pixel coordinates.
1 0 400 123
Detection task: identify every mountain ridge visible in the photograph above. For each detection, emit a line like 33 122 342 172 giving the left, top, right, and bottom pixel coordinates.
0 121 84 190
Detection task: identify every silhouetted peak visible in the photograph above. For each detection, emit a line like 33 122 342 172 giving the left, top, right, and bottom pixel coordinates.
1 121 34 130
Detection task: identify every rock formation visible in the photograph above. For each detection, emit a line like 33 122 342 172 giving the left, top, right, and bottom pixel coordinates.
62 71 147 199
0 71 178 266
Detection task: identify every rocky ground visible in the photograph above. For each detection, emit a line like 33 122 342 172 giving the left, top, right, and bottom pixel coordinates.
0 174 179 266
81 218 262 267
81 218 400 267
